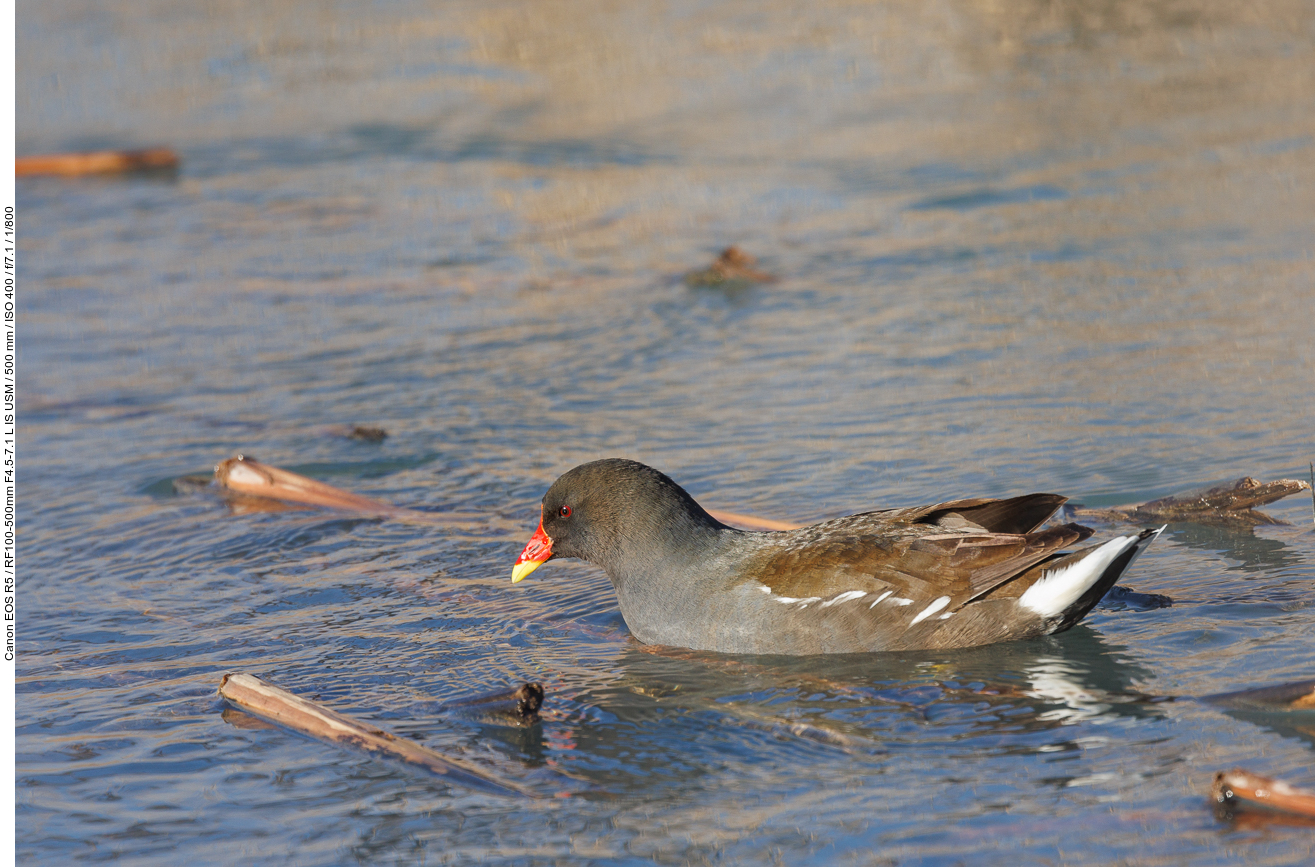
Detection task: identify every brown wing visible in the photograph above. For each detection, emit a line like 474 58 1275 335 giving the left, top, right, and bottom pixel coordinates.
741 514 1092 609
911 523 1094 602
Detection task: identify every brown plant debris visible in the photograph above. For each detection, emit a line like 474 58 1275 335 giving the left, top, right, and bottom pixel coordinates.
218 672 542 797
1071 477 1311 527
1213 769 1315 822
685 246 777 286
16 147 180 177
323 424 389 442
1202 678 1315 712
436 682 545 728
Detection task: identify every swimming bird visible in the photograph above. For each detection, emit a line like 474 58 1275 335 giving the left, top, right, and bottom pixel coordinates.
512 459 1162 654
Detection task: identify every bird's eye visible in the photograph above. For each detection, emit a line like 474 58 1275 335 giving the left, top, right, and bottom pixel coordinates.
558 505 572 518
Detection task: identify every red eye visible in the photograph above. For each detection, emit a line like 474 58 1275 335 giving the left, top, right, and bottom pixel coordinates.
558 505 572 518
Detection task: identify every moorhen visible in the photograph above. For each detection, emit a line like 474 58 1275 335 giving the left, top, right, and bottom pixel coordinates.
512 459 1163 654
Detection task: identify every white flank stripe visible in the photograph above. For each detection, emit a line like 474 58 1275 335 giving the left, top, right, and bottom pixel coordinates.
821 590 867 608
774 595 821 605
909 596 951 626
868 590 893 608
1018 535 1138 618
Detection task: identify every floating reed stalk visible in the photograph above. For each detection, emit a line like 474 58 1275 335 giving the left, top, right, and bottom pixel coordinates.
1071 475 1312 527
1213 769 1315 820
215 456 419 516
16 147 180 176
704 509 799 531
218 673 542 798
1202 678 1315 711
213 454 796 532
212 455 492 528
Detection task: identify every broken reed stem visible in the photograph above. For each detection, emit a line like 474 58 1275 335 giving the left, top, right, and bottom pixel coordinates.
15 148 180 176
213 455 799 533
215 456 423 517
213 456 489 528
705 509 800 532
1309 462 1314 525
1214 769 1315 820
218 673 542 798
1201 678 1315 712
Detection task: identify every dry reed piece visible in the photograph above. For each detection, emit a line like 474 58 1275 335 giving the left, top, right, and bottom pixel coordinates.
213 455 799 532
16 147 180 176
1071 476 1311 527
1202 678 1315 711
213 455 492 528
685 246 778 286
215 456 419 516
218 672 542 798
704 509 799 531
1213 769 1315 820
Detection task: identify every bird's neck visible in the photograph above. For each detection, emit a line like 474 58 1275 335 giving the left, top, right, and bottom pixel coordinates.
604 517 746 639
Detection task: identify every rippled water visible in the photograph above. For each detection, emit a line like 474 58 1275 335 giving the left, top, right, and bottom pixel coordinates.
18 1 1315 863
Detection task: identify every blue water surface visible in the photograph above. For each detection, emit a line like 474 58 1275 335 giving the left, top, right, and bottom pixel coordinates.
17 1 1315 864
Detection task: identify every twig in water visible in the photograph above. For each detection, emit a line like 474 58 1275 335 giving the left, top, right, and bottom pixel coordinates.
16 148 180 176
218 672 544 798
212 455 487 528
1213 769 1315 822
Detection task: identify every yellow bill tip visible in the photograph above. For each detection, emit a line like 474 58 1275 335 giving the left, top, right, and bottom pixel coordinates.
511 560 543 584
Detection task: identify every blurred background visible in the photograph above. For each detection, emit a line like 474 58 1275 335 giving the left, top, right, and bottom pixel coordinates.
17 1 1315 864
